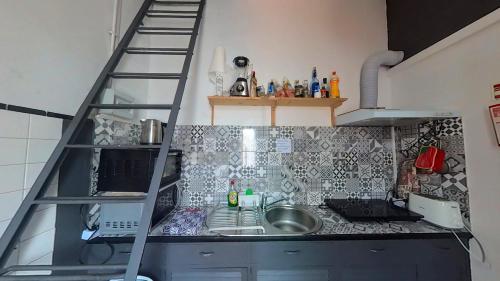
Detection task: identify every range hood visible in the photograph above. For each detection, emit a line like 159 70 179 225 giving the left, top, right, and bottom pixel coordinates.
336 50 459 127
336 108 459 127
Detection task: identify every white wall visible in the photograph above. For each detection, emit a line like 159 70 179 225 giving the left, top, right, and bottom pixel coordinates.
0 110 61 267
0 0 148 116
146 0 388 126
388 12 500 281
113 0 151 109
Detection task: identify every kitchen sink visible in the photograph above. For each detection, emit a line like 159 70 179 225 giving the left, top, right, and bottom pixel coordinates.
206 205 323 236
264 206 322 235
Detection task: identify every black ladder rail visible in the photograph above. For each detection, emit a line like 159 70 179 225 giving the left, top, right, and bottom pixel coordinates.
0 0 206 280
89 103 174 109
0 0 154 269
0 274 125 281
145 14 197 18
152 1 201 5
147 9 198 14
124 47 189 56
33 196 146 205
123 0 205 280
0 264 127 281
0 264 128 275
136 27 193 30
137 31 193 35
65 144 162 149
108 72 182 79
136 27 194 35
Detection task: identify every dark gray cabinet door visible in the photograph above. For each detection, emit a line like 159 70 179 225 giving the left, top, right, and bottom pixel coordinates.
252 242 339 267
418 264 465 281
412 239 470 281
168 267 248 281
157 239 469 281
341 265 417 281
166 242 249 267
256 268 330 281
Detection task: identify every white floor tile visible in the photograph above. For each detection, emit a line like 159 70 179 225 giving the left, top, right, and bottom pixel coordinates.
26 139 57 164
0 164 25 194
27 251 53 265
0 190 23 221
18 229 55 265
29 115 62 140
24 163 45 189
0 138 28 166
0 111 29 138
15 252 53 276
21 207 56 242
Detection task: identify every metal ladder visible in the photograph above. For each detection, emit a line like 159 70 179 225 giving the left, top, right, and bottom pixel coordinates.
0 0 205 280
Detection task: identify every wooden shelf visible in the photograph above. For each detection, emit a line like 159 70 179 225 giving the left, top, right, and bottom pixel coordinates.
208 96 347 126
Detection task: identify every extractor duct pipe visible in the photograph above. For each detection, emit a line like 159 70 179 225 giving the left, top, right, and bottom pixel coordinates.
360 50 404 109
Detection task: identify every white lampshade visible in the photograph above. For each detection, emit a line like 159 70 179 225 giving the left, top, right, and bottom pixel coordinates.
208 47 226 82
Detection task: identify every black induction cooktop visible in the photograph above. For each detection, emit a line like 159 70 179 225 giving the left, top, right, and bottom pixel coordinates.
324 199 423 222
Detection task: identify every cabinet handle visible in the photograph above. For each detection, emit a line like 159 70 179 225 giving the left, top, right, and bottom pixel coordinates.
284 250 301 255
369 248 385 253
199 251 215 257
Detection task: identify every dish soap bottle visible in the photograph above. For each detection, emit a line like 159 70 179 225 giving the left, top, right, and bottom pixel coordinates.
228 179 238 207
330 71 340 98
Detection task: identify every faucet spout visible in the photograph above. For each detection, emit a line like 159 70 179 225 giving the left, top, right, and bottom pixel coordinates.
261 195 287 212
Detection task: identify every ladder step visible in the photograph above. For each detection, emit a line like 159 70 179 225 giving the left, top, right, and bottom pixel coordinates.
135 27 194 36
125 48 189 55
33 196 146 205
153 1 201 5
0 265 127 281
2 264 127 273
145 14 197 18
137 30 193 35
147 9 198 14
109 72 181 79
0 274 123 281
65 144 162 149
89 104 174 109
136 27 194 31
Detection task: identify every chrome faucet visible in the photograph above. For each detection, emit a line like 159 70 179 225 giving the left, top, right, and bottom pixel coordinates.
261 194 287 212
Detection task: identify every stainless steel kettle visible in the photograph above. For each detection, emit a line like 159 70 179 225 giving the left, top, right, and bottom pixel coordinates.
140 119 164 144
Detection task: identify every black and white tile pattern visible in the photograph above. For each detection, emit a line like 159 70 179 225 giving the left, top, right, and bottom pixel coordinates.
92 116 467 219
395 118 469 220
170 125 394 207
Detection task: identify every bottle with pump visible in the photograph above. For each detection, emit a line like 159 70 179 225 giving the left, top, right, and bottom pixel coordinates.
330 71 340 98
311 67 321 98
228 179 238 207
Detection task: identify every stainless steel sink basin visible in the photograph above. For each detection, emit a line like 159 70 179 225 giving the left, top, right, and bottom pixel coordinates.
264 206 322 235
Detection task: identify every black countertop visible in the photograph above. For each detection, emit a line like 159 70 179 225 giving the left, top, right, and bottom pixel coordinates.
90 205 472 244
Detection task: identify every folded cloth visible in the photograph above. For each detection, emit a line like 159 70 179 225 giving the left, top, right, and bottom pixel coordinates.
162 208 207 236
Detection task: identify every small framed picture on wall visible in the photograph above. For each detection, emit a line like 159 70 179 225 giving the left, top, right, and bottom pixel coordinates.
489 104 500 146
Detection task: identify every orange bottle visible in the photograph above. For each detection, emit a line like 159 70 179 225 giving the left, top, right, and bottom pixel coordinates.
330 71 340 98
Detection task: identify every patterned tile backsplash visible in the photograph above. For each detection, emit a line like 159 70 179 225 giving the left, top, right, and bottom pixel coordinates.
90 115 141 194
394 118 469 220
171 126 394 207
90 115 469 217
